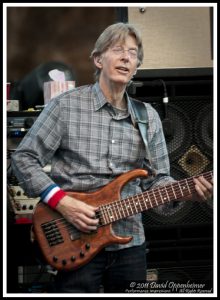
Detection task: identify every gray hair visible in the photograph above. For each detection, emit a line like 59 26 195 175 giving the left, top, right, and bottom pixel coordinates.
90 22 144 81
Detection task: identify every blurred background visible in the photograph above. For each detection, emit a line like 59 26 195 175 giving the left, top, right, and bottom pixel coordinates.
7 6 118 86
7 6 213 111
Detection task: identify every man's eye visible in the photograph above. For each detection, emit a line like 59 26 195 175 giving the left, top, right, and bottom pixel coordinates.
129 49 137 55
114 47 123 52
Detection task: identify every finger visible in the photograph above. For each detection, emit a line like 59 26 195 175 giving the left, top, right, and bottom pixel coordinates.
74 219 98 233
193 178 212 200
197 177 213 198
194 184 206 200
82 204 99 218
80 214 99 226
197 176 213 191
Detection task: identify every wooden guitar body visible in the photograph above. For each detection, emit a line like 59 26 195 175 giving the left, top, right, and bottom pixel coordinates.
32 169 148 271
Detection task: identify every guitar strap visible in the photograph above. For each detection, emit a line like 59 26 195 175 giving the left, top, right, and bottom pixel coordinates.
129 98 154 173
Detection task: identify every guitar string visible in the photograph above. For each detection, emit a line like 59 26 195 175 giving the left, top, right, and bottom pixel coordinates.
43 172 213 236
43 172 212 232
72 171 212 226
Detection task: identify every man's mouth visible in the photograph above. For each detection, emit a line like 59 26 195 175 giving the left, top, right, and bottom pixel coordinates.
116 66 130 74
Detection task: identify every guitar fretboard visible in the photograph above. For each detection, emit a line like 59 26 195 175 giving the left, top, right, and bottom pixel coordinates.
97 171 213 226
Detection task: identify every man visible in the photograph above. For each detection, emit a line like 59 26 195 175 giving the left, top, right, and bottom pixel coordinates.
11 23 213 293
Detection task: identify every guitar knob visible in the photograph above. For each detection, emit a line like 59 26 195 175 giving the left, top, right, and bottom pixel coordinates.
85 243 90 250
62 259 67 265
71 256 76 262
53 256 58 262
80 251 85 257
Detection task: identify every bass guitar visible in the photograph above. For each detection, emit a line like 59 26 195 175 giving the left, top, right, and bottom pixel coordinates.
32 168 213 271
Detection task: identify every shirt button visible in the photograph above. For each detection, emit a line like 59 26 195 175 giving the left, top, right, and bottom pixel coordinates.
112 140 115 144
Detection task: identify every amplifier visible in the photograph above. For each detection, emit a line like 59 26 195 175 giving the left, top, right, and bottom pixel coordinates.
7 111 40 139
7 110 39 163
8 185 40 224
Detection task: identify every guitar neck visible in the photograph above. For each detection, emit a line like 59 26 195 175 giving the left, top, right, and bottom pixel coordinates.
98 171 213 226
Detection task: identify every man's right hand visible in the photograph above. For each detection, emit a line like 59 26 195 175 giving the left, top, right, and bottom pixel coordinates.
56 195 99 233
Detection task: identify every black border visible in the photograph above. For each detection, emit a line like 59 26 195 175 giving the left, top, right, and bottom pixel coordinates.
134 67 213 79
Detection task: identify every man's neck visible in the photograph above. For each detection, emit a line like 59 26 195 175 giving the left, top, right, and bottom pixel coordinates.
98 79 127 110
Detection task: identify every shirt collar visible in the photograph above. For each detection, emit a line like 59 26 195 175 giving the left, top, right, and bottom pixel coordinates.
92 82 109 111
92 81 132 116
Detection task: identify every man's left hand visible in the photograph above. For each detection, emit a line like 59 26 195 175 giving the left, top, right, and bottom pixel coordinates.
193 176 213 201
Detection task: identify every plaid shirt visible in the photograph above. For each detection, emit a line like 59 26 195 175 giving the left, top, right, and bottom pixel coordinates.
11 82 174 250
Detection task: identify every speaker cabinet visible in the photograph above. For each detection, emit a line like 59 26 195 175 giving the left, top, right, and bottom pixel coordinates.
128 69 213 272
128 71 213 228
143 98 213 227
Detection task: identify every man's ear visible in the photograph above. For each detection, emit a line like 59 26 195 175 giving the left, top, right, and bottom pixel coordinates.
94 56 102 68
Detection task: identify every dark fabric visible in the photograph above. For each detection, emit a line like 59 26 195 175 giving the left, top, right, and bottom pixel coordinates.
54 242 147 293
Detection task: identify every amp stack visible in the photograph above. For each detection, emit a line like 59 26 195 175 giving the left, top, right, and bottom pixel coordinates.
7 111 41 224
7 110 54 292
128 67 213 287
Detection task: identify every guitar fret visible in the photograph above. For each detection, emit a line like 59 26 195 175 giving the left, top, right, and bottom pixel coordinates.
104 205 112 224
117 202 123 220
113 202 119 220
132 196 139 213
186 179 192 194
146 191 153 208
159 188 166 204
125 198 133 216
144 193 152 209
119 200 127 219
139 195 144 209
99 214 105 226
167 184 175 200
164 187 170 202
107 205 115 223
171 183 177 200
178 181 184 197
110 203 117 221
164 187 170 203
100 205 108 225
133 200 138 213
118 200 126 219
130 197 135 214
139 194 146 211
136 198 141 213
134 196 142 213
179 179 191 196
152 190 159 206
105 206 111 224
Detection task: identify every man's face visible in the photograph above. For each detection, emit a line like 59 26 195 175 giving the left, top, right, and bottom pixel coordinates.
97 35 138 86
